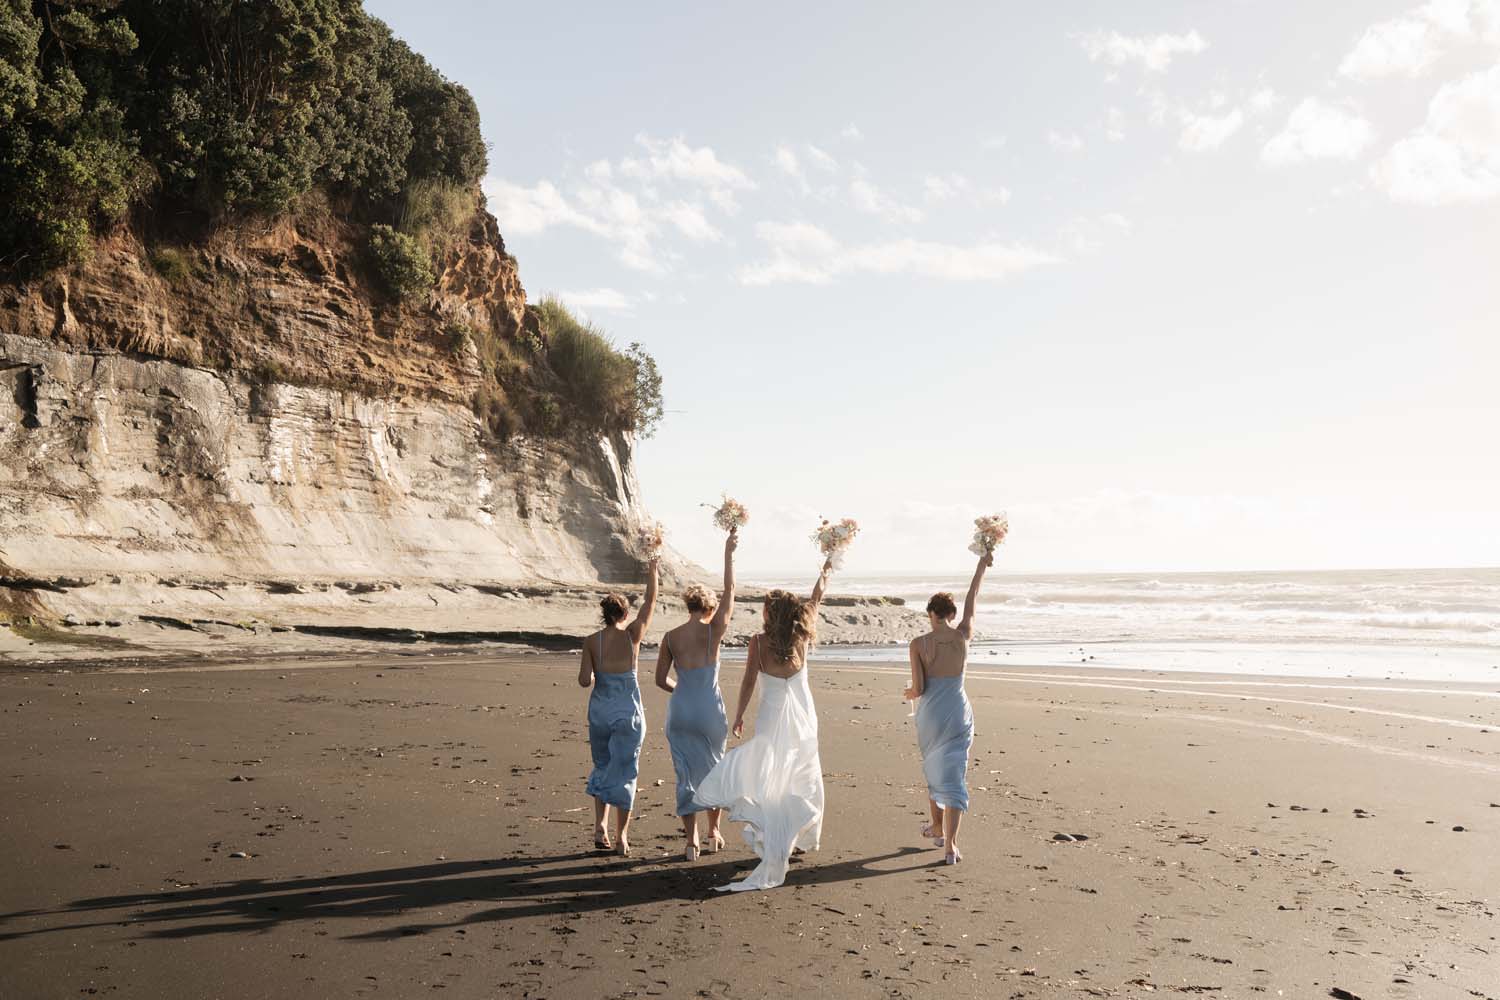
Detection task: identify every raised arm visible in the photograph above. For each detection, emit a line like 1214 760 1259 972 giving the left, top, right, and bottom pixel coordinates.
957 550 994 640
731 634 762 738
654 631 676 693
904 638 925 701
578 633 595 688
710 529 738 640
807 556 834 613
628 557 660 643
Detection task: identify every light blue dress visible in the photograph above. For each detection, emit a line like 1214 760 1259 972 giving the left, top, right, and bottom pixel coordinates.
585 632 646 811
916 673 974 812
664 625 728 816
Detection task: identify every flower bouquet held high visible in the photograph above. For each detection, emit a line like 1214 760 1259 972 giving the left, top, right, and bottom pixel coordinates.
812 517 860 570
969 513 1009 556
636 520 665 559
706 495 749 533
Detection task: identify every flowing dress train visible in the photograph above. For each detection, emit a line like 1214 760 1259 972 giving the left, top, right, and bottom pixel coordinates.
694 664 824 891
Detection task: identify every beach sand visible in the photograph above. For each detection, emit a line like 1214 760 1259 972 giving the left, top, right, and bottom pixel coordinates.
1 652 1495 998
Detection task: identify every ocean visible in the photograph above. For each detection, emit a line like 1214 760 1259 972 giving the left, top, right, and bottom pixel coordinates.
742 567 1500 684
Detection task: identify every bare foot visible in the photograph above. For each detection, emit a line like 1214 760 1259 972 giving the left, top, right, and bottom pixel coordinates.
594 825 611 851
685 838 700 862
617 833 631 857
705 830 725 853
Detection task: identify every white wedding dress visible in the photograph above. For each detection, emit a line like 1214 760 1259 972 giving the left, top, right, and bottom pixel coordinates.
693 656 824 891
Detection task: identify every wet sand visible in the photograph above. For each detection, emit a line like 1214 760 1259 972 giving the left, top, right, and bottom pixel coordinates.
1 652 1496 999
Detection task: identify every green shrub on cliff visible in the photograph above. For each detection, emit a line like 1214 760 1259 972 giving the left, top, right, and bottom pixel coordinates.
0 0 487 272
367 224 433 301
532 297 664 440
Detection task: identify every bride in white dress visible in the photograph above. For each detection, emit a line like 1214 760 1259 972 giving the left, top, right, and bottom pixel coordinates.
694 556 833 891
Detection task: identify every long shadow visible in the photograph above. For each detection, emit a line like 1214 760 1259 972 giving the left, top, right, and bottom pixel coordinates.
0 846 933 943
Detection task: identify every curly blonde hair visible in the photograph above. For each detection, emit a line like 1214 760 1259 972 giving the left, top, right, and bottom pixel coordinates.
763 589 816 662
682 584 717 615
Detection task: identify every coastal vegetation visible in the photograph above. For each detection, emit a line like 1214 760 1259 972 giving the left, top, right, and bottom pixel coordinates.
0 0 663 442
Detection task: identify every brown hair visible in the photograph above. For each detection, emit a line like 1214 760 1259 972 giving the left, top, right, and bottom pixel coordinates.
926 592 958 620
600 593 629 625
682 584 717 615
763 589 816 661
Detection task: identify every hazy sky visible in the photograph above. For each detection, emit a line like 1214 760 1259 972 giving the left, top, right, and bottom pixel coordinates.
367 0 1500 575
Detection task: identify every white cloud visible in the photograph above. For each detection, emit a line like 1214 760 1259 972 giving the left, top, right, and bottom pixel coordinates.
1248 87 1280 115
773 144 803 179
555 288 633 313
1339 0 1500 81
1105 106 1128 141
660 201 723 242
738 221 1056 286
805 144 839 172
922 172 1012 206
1372 62 1500 203
619 133 755 211
849 172 925 223
1060 213 1131 256
840 123 864 140
1076 29 1209 72
1262 98 1377 165
980 134 1008 150
1178 107 1245 151
1048 129 1084 152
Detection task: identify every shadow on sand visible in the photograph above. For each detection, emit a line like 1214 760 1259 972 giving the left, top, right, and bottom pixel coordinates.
0 846 936 942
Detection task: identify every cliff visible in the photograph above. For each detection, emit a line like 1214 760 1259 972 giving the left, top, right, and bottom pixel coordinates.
0 207 684 645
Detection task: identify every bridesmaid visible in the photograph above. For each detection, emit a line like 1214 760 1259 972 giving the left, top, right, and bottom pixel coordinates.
904 549 993 864
578 556 659 856
655 529 737 861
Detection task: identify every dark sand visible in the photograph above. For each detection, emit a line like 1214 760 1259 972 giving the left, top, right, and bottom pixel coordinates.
1 653 1496 999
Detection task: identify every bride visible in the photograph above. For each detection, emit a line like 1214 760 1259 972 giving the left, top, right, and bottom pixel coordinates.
693 554 833 891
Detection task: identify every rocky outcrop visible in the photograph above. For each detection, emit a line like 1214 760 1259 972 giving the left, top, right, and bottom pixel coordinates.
0 208 690 641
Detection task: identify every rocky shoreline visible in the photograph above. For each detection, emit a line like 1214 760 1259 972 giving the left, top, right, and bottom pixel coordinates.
0 574 929 668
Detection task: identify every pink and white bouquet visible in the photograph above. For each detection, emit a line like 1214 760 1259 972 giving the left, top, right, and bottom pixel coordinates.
707 494 749 533
636 520 665 558
812 517 860 569
969 513 1009 556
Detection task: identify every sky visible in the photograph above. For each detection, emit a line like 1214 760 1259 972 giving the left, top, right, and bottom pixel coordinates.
366 0 1500 575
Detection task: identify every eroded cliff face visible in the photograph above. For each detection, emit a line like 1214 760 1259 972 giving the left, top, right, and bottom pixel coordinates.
0 210 675 633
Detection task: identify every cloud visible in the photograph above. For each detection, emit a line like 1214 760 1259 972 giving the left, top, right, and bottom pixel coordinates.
1261 98 1377 165
922 173 1012 206
840 123 864 140
660 201 723 242
1105 106 1128 141
555 288 633 313
1339 0 1500 81
620 133 754 190
738 221 1057 286
1059 213 1131 255
1048 129 1084 152
805 144 839 172
1372 62 1500 203
1247 87 1280 115
1178 107 1245 151
1076 29 1209 72
849 172 925 222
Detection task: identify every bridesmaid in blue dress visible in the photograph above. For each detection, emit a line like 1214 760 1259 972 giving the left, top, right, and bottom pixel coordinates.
655 529 737 861
578 556 658 856
904 549 993 864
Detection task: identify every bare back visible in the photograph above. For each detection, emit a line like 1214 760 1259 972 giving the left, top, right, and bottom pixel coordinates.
754 632 808 679
914 626 967 680
665 619 718 671
589 626 639 675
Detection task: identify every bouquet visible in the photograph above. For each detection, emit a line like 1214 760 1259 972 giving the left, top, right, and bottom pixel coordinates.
636 520 665 558
706 494 749 533
812 517 860 569
969 513 1009 556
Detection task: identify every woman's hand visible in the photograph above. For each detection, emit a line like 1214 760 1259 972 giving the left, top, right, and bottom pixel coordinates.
903 685 918 701
732 716 744 739
726 528 738 555
981 551 994 569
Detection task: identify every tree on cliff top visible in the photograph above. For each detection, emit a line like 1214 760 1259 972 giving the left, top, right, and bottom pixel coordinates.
0 0 487 272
